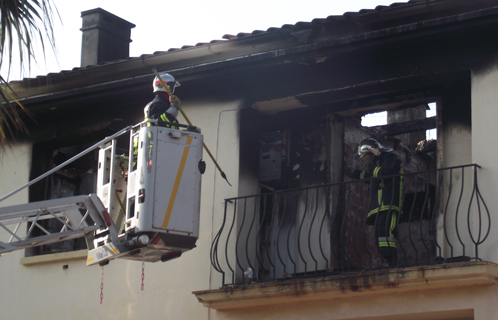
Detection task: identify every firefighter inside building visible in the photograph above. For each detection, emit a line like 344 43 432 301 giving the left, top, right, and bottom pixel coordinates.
133 72 181 169
346 138 404 266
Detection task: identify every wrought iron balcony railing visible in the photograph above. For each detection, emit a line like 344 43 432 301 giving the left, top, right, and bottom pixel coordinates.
210 164 490 286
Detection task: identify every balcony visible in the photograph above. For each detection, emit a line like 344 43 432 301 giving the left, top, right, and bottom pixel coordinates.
210 164 490 287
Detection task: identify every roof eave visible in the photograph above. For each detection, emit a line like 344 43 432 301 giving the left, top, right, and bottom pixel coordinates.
11 2 498 104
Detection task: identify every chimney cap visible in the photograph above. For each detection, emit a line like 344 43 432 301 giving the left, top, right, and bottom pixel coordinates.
80 7 135 67
81 7 136 30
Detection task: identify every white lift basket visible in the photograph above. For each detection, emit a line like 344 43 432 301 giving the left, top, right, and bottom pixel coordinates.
0 122 203 266
87 123 203 266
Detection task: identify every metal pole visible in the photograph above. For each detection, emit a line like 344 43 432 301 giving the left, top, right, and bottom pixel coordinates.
152 68 232 186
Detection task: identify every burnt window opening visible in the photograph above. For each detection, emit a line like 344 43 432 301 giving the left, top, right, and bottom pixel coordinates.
361 102 438 152
26 143 100 257
426 103 437 140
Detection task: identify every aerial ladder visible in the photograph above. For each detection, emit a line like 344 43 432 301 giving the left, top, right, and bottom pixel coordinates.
0 120 204 266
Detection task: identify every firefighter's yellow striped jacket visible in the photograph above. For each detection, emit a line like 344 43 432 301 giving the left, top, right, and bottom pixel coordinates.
351 151 403 224
143 94 179 128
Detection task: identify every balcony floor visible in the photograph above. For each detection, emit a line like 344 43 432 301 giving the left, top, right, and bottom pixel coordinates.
194 261 498 311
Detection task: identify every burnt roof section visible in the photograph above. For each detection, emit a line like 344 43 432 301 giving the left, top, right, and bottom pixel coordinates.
10 0 498 94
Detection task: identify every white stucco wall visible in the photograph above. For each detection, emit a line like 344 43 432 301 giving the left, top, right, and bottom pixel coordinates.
437 99 474 259
471 61 498 264
0 143 31 206
0 100 242 319
0 143 33 319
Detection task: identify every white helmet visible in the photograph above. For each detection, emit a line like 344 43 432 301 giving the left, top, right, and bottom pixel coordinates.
358 138 392 159
153 72 180 93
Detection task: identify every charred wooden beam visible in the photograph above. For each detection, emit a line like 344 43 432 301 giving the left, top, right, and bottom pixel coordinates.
371 116 436 136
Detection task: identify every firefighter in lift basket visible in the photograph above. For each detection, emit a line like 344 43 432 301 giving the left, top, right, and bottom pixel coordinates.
133 72 181 169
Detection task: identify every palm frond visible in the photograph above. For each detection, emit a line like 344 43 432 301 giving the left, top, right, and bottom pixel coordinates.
0 0 59 146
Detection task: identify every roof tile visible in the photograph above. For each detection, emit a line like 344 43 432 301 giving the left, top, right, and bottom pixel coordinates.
19 1 492 82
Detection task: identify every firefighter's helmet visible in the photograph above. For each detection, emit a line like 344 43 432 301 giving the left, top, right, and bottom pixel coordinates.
358 138 392 158
153 72 180 93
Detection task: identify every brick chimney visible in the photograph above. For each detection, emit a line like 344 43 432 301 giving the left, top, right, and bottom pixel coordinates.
80 8 135 67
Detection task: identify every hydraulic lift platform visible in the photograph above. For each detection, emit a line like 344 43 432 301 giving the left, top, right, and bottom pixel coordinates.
0 121 203 266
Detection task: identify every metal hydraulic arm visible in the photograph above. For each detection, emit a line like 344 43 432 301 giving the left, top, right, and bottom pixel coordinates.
0 194 109 255
0 125 134 257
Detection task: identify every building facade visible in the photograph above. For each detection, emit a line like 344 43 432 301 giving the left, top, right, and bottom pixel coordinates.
1 1 498 319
